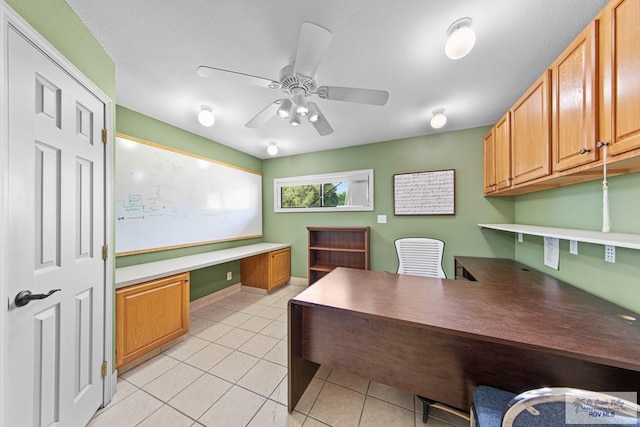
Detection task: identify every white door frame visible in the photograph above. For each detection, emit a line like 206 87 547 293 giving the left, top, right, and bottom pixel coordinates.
0 0 115 418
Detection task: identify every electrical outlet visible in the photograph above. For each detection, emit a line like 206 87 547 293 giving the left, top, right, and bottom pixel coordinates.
605 245 616 263
226 271 232 280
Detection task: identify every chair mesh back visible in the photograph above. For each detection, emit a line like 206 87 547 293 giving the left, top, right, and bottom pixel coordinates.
395 238 445 278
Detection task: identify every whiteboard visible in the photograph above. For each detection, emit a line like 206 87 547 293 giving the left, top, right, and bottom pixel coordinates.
115 135 262 255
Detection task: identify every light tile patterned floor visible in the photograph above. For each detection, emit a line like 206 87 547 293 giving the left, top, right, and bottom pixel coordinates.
89 284 470 427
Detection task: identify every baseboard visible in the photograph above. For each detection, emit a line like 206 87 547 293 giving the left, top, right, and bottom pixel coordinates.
289 276 308 287
190 283 241 312
116 335 187 375
191 279 307 308
241 285 267 295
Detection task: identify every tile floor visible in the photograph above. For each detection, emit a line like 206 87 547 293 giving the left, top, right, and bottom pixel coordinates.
89 283 470 427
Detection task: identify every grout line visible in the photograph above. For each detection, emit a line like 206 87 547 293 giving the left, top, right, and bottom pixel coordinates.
106 284 463 427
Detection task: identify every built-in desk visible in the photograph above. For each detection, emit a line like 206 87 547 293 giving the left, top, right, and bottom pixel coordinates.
288 261 640 412
115 242 290 288
115 243 290 369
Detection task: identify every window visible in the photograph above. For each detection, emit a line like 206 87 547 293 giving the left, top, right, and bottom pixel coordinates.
274 169 374 212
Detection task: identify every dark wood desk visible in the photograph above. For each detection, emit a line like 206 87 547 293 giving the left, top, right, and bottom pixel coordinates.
288 261 640 412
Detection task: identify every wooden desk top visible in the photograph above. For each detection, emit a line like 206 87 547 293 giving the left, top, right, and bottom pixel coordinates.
291 266 640 373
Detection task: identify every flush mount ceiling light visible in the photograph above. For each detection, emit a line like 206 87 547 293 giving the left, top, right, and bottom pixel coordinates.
267 142 279 156
198 105 215 127
445 17 476 60
430 108 447 129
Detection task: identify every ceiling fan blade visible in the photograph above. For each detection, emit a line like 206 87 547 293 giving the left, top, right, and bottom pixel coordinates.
197 66 278 89
293 22 333 78
317 86 389 106
310 104 334 136
245 100 282 128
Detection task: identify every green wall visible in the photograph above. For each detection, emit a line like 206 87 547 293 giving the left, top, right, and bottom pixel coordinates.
262 127 515 279
115 106 263 300
13 0 637 314
6 0 115 100
510 173 640 312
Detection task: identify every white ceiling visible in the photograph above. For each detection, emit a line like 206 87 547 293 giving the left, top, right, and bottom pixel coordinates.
66 0 608 159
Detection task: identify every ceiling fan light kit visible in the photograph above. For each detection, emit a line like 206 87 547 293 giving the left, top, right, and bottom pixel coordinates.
198 22 389 137
197 105 215 127
445 17 476 60
289 112 301 127
277 98 293 119
307 102 320 123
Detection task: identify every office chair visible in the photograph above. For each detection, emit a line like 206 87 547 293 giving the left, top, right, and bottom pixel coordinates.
395 237 446 422
394 237 446 279
471 385 640 427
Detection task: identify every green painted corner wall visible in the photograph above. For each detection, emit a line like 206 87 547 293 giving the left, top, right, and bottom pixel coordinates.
262 127 516 279
6 0 115 100
512 173 640 313
115 106 263 299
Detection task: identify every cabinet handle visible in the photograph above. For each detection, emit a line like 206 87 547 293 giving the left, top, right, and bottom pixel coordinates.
596 141 609 148
507 177 513 181
579 148 591 154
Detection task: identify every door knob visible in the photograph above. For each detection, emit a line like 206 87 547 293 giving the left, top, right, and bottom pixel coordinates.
14 289 61 307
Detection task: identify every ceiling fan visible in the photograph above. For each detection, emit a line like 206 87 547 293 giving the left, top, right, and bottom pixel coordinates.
197 22 390 136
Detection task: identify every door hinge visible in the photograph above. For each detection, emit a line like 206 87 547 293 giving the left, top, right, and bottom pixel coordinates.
101 362 108 377
102 245 108 260
102 129 108 144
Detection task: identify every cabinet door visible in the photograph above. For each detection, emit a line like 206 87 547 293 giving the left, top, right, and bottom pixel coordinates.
495 113 512 190
270 248 291 289
483 128 496 194
116 273 190 367
511 70 552 185
605 0 640 156
552 22 599 172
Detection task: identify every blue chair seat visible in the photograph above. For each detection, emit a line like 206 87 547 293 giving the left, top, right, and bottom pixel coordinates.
472 385 640 427
473 385 516 427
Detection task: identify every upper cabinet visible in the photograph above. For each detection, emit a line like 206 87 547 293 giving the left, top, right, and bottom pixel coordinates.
511 70 551 184
552 21 599 172
484 0 640 196
483 128 496 194
601 0 640 157
495 112 512 191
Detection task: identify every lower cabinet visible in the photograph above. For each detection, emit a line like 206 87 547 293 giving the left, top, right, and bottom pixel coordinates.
116 272 190 368
241 247 291 292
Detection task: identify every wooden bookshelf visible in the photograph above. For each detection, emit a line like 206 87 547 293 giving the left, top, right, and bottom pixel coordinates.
308 226 369 284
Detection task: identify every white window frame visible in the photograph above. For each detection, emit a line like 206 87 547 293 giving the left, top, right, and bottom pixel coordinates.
274 169 374 213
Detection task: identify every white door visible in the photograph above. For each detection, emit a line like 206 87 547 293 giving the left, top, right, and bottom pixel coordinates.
3 26 106 427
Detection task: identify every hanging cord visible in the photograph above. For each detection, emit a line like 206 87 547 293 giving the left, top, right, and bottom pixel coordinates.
597 141 611 232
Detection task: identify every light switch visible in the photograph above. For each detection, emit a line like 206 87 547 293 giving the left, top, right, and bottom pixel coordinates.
377 215 387 224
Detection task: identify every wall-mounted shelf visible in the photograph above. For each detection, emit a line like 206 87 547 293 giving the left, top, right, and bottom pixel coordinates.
478 224 640 250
